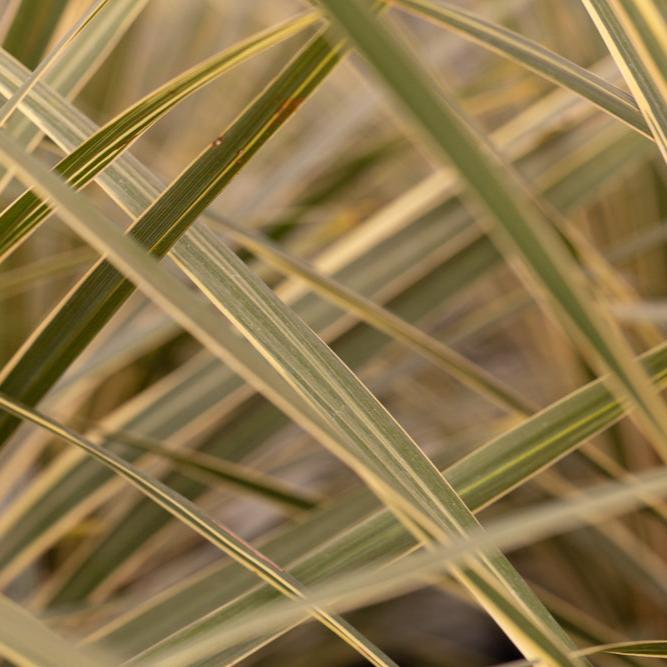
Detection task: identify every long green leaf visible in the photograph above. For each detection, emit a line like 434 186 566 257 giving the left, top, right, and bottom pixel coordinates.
212 215 536 415
93 338 667 663
1 119 647 609
98 344 667 664
0 592 109 667
0 66 646 610
0 0 113 126
0 107 582 667
4 6 660 663
582 0 667 162
319 0 667 466
0 10 319 260
0 393 395 667
0 23 648 616
136 464 667 666
393 0 651 138
0 23 337 448
102 429 319 512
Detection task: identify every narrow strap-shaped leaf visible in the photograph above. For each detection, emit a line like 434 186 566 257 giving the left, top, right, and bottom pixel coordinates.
0 114 582 667
0 30 640 656
177 223 588 665
393 0 651 138
93 340 667 662
0 0 150 192
0 592 109 667
213 216 536 415
0 0 113 126
0 394 396 667
135 465 667 666
0 101 648 614
0 10 636 456
0 10 319 259
582 640 667 658
0 246 94 299
319 0 667 466
102 429 319 511
0 24 340 448
0 23 636 660
582 0 667 162
0 63 646 602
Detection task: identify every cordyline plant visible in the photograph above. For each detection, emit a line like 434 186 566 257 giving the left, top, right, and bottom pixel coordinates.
1 0 667 665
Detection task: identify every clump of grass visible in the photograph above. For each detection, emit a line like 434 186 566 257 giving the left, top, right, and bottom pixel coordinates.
1 1 667 665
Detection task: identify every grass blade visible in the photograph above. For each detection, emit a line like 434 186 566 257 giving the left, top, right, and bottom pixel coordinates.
0 592 110 667
101 429 319 512
0 91 648 607
319 0 667 466
212 216 536 416
0 0 114 126
137 464 667 666
582 0 667 161
0 394 396 667
0 108 582 666
583 641 667 658
3 4 664 662
0 10 318 260
0 28 648 620
92 339 667 663
0 23 338 447
393 0 651 139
